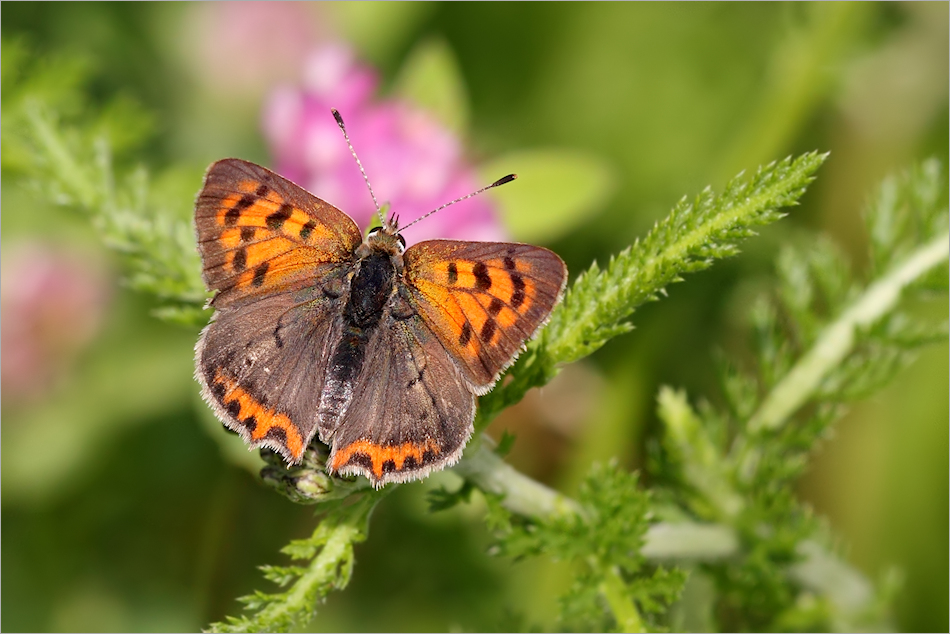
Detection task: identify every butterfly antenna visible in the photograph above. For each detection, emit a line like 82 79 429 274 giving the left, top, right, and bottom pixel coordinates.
331 108 384 226
400 174 517 231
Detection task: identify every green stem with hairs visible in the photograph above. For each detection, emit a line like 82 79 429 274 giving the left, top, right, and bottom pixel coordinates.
600 565 646 633
736 231 949 480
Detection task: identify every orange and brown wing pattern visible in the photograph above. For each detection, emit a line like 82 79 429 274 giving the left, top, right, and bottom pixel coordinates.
195 159 362 308
196 287 344 465
403 240 567 390
325 314 477 485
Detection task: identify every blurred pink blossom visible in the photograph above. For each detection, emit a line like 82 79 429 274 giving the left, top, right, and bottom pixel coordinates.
188 2 324 99
263 44 508 245
1 244 111 405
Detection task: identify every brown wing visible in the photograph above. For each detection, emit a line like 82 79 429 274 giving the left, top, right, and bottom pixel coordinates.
403 240 567 390
326 313 476 486
196 287 345 464
195 158 362 308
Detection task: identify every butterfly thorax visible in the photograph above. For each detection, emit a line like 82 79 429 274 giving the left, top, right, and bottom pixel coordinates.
345 251 397 327
345 226 406 328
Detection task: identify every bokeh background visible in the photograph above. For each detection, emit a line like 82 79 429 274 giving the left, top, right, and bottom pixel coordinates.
2 3 946 631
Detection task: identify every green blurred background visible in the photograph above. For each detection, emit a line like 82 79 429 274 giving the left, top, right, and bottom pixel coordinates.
2 3 946 631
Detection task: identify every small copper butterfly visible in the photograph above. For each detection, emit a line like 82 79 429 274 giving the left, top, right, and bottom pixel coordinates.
194 110 567 487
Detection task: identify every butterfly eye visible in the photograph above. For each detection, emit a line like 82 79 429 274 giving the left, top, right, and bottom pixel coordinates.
397 233 406 249
367 227 382 238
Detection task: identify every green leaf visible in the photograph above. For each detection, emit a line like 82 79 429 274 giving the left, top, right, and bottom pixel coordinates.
477 152 828 427
648 159 947 632
208 493 382 633
6 64 207 324
392 37 469 135
427 480 475 512
485 461 685 632
480 149 615 243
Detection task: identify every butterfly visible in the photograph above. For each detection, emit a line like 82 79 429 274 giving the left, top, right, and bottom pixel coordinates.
194 116 567 487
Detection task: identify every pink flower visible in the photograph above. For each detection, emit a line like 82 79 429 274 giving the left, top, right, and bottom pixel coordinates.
1 243 111 405
262 45 508 245
186 2 324 100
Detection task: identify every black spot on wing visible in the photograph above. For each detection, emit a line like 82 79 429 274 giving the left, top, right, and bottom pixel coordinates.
232 248 247 272
266 204 293 230
480 318 496 342
473 262 492 291
252 263 270 287
226 194 256 226
346 452 374 471
265 427 287 444
510 273 526 309
458 322 472 346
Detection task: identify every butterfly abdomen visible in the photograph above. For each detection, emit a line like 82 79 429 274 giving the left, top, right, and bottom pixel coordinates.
318 248 399 437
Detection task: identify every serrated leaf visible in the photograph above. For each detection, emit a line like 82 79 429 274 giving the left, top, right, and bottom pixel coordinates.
477 152 827 428
495 430 517 458
427 480 474 513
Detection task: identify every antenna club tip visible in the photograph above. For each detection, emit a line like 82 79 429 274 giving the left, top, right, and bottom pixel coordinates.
331 108 345 128
493 173 518 187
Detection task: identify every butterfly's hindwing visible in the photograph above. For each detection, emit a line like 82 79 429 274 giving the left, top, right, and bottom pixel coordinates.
326 310 476 484
196 286 346 463
195 159 361 308
404 240 567 389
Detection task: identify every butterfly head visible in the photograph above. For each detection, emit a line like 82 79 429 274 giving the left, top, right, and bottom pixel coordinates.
364 216 406 256
332 108 516 250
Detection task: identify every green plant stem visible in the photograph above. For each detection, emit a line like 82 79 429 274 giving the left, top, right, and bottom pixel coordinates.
211 493 380 633
454 438 878 624
453 441 583 517
639 522 739 561
743 231 949 440
600 565 646 633
789 540 875 629
478 152 827 427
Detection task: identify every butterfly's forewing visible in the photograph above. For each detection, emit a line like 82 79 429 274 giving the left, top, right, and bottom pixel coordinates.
195 159 361 462
195 159 361 308
403 240 567 390
326 314 476 484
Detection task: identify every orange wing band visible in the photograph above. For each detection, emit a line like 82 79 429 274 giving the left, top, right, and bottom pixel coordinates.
213 371 305 460
331 439 441 479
